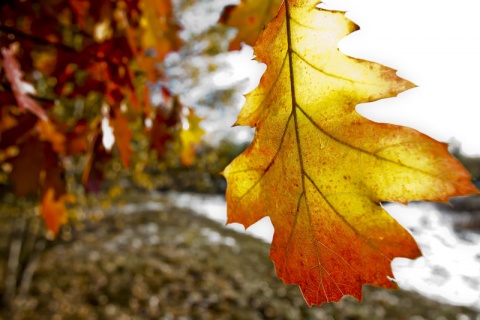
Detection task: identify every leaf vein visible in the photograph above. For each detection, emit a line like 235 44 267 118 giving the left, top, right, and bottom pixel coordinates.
234 113 294 203
304 172 393 263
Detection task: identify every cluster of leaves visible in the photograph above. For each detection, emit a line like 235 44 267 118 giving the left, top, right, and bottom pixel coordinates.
0 0 206 236
0 0 478 307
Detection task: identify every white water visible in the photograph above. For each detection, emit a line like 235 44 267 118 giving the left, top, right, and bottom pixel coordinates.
168 192 480 310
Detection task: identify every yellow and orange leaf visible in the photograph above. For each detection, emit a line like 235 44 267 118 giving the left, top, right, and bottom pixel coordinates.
223 0 477 306
219 0 283 50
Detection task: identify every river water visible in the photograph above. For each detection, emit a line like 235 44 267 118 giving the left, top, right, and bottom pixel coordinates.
167 192 480 310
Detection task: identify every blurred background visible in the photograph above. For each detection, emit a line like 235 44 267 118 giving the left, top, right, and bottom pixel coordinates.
0 0 479 319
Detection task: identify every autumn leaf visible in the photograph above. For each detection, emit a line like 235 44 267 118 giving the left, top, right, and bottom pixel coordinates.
42 142 67 199
82 126 113 193
9 137 43 197
150 92 182 159
179 109 205 166
219 0 283 50
8 135 66 199
139 0 182 62
40 188 73 237
0 105 19 132
110 108 133 167
150 112 176 159
65 119 88 155
0 110 37 151
68 0 90 29
1 45 48 121
37 120 66 155
223 0 477 306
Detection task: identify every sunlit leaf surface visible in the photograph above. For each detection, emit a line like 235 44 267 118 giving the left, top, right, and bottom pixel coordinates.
224 0 477 306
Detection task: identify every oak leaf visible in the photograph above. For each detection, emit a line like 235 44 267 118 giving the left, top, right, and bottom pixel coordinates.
223 0 477 306
219 0 283 50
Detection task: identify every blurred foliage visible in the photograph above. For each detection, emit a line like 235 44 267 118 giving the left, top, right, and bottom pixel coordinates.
0 0 248 309
0 0 245 237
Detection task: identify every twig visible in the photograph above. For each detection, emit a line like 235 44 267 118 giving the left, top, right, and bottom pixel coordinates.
0 25 77 54
3 216 26 306
17 238 46 299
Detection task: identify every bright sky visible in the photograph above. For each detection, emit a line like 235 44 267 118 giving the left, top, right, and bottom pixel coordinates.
220 0 480 156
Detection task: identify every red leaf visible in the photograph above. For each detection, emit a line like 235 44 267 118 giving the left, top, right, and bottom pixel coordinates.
0 110 37 150
150 113 175 159
68 0 90 29
9 136 43 197
82 127 112 193
150 94 182 159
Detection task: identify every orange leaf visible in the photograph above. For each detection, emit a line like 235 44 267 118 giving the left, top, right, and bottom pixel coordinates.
65 119 88 155
37 120 66 155
223 0 478 306
219 0 283 50
110 109 132 167
40 188 70 237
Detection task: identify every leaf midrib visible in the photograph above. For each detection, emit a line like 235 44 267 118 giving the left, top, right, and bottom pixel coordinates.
283 1 394 287
285 1 328 297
